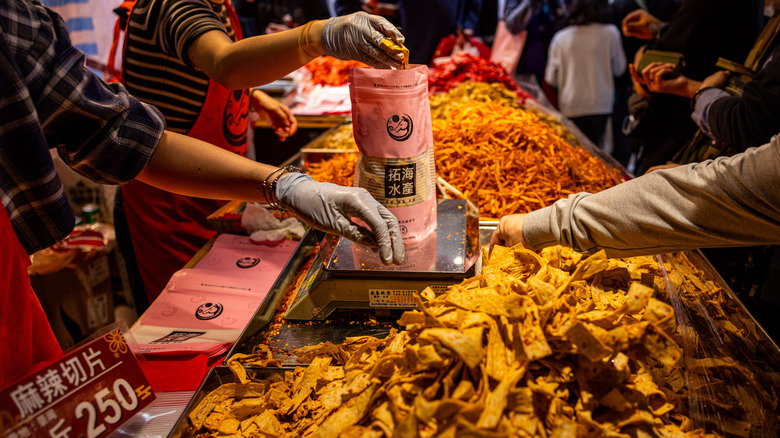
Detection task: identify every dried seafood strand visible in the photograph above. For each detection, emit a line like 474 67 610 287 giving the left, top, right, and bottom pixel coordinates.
433 100 622 219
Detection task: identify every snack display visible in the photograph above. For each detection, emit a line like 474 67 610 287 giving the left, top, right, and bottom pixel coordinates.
428 52 529 98
306 152 357 187
433 101 623 219
304 56 369 87
428 81 524 120
184 245 733 437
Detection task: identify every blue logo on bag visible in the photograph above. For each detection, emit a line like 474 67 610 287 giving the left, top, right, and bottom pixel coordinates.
387 114 413 141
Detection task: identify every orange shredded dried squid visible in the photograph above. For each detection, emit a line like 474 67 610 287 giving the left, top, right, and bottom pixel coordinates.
433 101 623 219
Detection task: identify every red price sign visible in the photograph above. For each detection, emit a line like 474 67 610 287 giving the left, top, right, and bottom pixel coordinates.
0 328 155 438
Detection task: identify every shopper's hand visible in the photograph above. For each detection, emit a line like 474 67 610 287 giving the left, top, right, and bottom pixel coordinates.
276 172 405 265
321 11 406 69
251 90 298 139
701 70 731 89
490 214 530 250
622 9 661 40
640 62 693 97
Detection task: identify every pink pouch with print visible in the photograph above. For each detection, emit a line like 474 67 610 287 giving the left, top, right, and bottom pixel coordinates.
349 65 437 241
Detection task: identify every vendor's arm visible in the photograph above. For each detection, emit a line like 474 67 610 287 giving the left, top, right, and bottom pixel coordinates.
507 136 780 257
188 11 406 88
135 131 405 265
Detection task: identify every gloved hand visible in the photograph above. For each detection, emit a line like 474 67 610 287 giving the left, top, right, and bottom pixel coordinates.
321 11 406 69
276 172 405 265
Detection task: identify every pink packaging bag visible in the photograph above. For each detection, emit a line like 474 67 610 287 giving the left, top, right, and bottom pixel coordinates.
193 233 298 278
138 269 264 330
349 65 437 241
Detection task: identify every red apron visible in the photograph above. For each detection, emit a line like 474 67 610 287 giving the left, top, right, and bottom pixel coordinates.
0 208 63 387
121 1 250 301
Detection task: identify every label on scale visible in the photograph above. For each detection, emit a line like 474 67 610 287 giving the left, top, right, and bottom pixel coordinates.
369 289 418 308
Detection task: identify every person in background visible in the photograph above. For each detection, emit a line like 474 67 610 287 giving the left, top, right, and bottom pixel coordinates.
609 0 680 169
625 14 780 337
117 1 407 304
235 0 331 37
503 0 567 88
543 0 626 149
335 0 401 26
396 0 484 65
620 0 762 175
0 0 404 386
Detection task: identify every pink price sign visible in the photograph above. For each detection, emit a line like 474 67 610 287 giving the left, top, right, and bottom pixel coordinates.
0 328 155 438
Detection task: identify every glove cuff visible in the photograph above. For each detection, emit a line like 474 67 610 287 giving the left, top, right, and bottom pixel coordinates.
321 17 337 58
275 172 314 211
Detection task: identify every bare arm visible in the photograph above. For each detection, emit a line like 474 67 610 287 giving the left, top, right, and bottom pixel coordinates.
188 21 326 89
135 131 278 202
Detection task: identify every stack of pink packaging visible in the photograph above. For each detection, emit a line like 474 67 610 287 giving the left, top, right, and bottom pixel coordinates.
130 234 297 358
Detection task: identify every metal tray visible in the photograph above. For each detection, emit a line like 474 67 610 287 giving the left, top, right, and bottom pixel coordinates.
299 121 357 164
167 366 289 438
220 228 323 365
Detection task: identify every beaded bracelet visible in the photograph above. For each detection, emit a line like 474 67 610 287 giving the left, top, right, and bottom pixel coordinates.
690 86 718 112
261 165 302 211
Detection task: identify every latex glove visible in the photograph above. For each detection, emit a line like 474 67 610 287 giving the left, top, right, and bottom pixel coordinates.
321 11 406 69
276 172 405 265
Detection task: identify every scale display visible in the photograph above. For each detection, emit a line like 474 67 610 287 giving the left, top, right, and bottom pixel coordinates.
285 199 479 320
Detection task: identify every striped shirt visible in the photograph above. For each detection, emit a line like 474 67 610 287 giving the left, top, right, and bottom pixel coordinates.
124 0 238 134
0 0 164 253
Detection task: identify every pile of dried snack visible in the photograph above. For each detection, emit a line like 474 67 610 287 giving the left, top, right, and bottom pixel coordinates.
433 100 623 219
428 52 525 96
661 252 779 436
304 56 368 86
187 245 717 437
306 124 357 151
429 81 524 120
306 152 357 187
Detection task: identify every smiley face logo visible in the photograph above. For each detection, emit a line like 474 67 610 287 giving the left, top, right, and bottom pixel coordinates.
223 89 250 147
195 302 223 320
386 114 413 141
236 256 261 269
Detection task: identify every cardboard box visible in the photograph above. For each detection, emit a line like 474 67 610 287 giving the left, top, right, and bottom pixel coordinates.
29 250 115 350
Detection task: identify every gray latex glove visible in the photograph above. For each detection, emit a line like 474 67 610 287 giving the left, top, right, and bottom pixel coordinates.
276 172 405 265
321 11 406 69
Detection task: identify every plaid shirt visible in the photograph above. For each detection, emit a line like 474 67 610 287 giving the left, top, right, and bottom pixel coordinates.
0 0 165 253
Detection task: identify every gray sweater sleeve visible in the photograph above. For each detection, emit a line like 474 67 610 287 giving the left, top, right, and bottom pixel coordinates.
522 135 780 258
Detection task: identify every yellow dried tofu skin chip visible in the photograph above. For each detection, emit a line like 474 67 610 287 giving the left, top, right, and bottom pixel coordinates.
445 287 530 319
418 327 485 368
564 322 613 362
380 39 409 69
204 244 734 438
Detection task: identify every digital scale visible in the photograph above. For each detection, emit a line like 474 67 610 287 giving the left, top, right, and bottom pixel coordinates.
285 199 480 320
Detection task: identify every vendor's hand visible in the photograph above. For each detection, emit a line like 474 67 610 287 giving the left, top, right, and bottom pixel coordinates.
251 90 298 139
490 214 530 250
622 9 661 40
701 70 731 89
276 173 405 265
640 62 694 97
321 11 406 69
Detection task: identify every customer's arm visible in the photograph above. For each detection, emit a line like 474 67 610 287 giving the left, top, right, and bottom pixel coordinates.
495 135 780 257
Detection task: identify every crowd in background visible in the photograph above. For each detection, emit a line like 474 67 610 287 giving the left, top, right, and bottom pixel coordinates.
37 0 780 341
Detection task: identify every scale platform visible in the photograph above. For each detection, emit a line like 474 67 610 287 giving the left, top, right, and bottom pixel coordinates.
285 199 480 320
